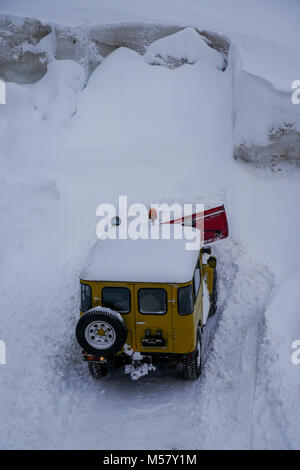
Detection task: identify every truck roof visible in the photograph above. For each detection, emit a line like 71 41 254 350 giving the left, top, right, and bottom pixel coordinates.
80 227 200 283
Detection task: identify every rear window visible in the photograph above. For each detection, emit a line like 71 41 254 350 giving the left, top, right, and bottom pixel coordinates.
102 287 131 314
138 288 167 315
178 284 193 315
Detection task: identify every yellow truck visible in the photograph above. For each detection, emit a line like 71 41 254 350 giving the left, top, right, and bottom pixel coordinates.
75 205 228 380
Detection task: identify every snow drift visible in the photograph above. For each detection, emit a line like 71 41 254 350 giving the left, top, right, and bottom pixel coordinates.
0 6 300 450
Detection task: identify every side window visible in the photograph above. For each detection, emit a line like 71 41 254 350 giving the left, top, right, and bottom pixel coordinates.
138 288 167 315
81 283 92 312
178 284 193 315
193 263 201 300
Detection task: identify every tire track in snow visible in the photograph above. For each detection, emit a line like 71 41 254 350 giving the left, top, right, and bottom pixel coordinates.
250 322 295 449
174 240 274 449
42 240 274 450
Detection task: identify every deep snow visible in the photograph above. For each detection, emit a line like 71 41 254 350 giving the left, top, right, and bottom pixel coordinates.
0 3 300 450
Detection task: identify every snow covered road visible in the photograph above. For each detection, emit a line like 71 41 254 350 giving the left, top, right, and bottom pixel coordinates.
1 10 300 449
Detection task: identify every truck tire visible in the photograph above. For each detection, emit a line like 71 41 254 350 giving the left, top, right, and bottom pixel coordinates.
88 362 108 379
76 308 127 357
183 328 202 380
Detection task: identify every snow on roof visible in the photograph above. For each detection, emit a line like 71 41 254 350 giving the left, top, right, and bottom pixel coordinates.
80 227 200 283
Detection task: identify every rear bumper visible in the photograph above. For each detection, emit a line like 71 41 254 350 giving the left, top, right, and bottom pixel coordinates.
82 349 193 364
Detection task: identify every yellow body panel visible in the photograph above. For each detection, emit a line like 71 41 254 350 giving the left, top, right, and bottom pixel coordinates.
80 250 215 356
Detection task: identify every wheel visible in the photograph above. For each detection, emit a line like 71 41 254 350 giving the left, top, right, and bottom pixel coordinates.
209 269 217 317
88 362 108 379
76 307 127 357
183 328 202 380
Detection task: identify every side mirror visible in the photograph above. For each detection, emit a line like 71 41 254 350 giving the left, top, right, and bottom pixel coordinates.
202 246 211 255
207 256 217 269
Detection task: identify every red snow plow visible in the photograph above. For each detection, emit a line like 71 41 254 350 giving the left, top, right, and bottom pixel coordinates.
163 204 229 244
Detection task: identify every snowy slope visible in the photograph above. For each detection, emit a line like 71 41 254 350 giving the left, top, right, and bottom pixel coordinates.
1 0 300 50
0 3 300 450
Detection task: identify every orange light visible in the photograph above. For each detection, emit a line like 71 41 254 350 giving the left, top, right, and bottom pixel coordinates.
148 208 158 222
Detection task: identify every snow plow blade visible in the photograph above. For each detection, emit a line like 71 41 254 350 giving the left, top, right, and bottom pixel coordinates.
165 204 229 245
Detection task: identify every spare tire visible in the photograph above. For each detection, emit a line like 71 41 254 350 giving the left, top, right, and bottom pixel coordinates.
76 307 127 357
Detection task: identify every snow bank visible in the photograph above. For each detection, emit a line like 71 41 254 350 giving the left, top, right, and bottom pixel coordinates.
231 35 300 93
233 71 300 147
0 14 184 83
257 267 300 448
1 0 299 53
232 63 300 172
65 45 228 148
144 27 225 69
265 268 300 383
0 59 85 139
0 59 85 270
0 2 300 450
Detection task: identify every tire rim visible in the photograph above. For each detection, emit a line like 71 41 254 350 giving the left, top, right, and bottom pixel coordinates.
85 320 116 350
196 337 201 368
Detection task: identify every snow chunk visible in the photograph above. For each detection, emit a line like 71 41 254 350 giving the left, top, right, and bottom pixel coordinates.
144 27 225 69
124 349 156 381
125 362 156 381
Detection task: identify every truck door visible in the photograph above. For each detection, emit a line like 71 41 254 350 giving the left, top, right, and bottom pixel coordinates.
99 282 136 350
134 284 174 353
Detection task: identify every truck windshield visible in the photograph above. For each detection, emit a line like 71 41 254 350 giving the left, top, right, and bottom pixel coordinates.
102 287 131 314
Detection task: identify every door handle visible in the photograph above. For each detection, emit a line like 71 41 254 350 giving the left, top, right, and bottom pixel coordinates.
136 322 146 325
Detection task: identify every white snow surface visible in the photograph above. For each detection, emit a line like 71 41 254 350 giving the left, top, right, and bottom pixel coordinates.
233 70 300 146
88 306 124 323
66 46 227 148
0 3 300 450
